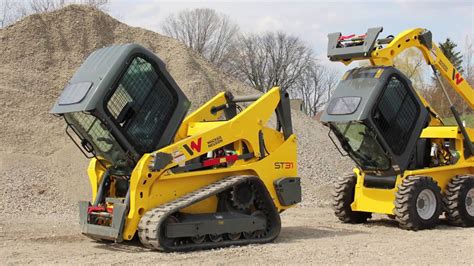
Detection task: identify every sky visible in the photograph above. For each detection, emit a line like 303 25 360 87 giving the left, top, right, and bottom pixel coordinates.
106 0 474 74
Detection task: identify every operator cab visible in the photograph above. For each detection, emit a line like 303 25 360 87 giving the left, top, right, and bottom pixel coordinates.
321 66 429 178
50 44 190 174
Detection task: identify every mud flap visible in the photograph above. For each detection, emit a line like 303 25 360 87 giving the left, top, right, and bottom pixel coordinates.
78 201 127 242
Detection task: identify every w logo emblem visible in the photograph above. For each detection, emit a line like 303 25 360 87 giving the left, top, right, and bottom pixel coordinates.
183 138 202 155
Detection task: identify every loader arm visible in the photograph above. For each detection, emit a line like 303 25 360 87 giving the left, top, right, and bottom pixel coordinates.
328 27 474 156
329 27 473 110
368 28 474 109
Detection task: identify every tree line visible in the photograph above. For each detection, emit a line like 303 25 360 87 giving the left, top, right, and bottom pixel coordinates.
2 3 472 118
394 38 473 117
0 0 108 28
162 9 474 118
162 8 338 117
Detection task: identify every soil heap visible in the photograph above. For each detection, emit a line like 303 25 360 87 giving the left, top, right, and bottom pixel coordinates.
0 5 352 216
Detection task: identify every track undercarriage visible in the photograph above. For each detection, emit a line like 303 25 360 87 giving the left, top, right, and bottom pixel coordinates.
138 175 281 251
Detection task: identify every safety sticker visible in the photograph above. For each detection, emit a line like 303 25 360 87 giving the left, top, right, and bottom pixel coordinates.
172 149 186 166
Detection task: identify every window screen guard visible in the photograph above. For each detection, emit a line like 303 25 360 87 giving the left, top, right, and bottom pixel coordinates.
372 76 419 155
106 56 178 154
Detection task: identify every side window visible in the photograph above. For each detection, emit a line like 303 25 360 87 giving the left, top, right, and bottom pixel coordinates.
372 75 419 155
106 56 178 154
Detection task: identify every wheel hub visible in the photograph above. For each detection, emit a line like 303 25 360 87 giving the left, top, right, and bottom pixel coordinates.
416 189 437 220
466 188 474 217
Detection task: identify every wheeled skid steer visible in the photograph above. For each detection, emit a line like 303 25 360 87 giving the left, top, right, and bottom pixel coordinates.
322 27 474 230
50 44 301 251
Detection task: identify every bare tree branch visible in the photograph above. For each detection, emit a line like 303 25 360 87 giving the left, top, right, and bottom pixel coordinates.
162 8 239 67
228 31 313 93
0 0 22 28
290 62 339 116
0 0 109 28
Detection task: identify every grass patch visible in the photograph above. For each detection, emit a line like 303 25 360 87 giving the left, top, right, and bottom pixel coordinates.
443 114 474 128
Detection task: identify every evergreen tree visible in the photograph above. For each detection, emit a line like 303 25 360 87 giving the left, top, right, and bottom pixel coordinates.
439 38 463 72
428 38 467 117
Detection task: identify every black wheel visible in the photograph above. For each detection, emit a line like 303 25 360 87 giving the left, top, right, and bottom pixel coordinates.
333 174 372 223
243 211 267 239
394 176 442 230
444 175 474 227
208 234 223 242
227 232 241 241
191 235 205 244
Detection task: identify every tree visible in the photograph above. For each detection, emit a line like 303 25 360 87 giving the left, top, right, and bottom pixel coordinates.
291 62 339 116
26 0 66 13
464 36 473 86
0 0 108 28
161 8 239 67
439 38 463 72
393 48 426 90
0 0 14 28
461 36 473 116
429 38 469 117
228 31 313 92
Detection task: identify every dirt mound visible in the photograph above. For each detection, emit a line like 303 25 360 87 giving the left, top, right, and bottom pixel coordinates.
0 5 351 216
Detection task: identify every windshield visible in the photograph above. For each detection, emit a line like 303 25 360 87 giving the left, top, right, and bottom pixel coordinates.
64 112 130 168
332 121 390 171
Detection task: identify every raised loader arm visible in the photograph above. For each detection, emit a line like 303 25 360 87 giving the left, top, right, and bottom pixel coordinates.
327 27 474 156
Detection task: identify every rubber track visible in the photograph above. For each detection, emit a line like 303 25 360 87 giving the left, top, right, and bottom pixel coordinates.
444 175 474 227
137 175 280 251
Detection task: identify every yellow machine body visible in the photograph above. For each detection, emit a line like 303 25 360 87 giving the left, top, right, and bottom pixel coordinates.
352 127 474 214
331 28 473 217
86 87 297 241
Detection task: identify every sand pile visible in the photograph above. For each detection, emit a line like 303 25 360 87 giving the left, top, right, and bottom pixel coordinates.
0 5 351 216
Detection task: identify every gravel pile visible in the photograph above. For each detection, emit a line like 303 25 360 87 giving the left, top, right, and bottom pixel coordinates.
0 5 352 216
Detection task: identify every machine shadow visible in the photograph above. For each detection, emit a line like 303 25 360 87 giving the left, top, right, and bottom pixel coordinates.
93 238 151 253
91 219 462 252
92 225 365 252
365 218 399 228
363 217 459 230
277 225 365 243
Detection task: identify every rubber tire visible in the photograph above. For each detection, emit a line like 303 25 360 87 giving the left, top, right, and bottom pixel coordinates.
333 174 372 223
444 175 474 227
394 176 442 230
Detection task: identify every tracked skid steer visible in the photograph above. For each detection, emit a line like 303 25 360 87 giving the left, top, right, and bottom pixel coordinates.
51 44 301 251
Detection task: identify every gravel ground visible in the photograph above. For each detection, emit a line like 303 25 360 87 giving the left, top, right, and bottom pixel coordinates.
2 6 471 265
1 207 472 264
0 5 352 217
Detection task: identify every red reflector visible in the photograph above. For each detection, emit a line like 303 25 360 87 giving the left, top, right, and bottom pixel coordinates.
203 158 220 167
227 154 238 162
202 154 239 167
